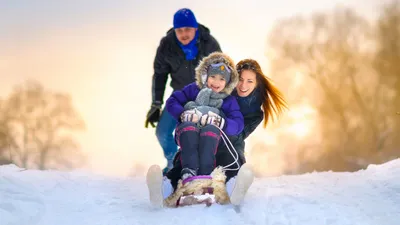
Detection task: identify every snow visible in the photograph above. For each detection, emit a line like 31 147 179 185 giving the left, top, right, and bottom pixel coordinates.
1 159 400 225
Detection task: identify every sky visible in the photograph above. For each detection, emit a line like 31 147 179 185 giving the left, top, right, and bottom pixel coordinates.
0 0 386 176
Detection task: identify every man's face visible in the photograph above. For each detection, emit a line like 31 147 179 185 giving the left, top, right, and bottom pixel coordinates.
174 27 197 45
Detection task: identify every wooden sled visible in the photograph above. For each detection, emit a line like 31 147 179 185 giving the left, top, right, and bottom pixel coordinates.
164 167 231 208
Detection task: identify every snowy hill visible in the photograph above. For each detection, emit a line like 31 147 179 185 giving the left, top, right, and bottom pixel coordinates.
1 159 399 225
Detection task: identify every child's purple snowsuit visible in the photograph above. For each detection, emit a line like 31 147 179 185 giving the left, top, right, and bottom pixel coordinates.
166 82 244 175
166 82 244 136
165 52 244 176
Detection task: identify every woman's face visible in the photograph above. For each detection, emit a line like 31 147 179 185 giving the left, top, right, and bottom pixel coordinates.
236 69 257 97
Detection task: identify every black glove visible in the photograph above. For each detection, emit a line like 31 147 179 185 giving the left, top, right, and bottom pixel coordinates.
145 101 162 128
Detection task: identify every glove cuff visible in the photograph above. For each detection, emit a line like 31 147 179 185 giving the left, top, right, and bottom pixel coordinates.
152 101 162 109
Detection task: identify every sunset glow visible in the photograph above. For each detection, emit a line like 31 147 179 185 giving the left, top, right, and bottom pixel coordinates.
0 0 380 176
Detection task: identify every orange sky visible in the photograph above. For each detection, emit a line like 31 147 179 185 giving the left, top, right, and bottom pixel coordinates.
0 0 383 176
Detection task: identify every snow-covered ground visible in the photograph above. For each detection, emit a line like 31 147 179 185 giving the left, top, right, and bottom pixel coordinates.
1 159 399 225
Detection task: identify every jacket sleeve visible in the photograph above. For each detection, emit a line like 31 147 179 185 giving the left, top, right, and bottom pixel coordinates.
166 83 197 121
221 97 244 136
242 111 264 140
152 38 171 105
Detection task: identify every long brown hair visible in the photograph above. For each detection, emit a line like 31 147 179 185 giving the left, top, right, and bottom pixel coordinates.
236 59 288 128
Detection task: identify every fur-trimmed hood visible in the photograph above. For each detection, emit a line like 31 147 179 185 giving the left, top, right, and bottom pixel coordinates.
194 52 239 95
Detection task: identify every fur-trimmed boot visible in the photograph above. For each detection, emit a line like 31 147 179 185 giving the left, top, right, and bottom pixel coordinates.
226 163 254 205
146 164 174 208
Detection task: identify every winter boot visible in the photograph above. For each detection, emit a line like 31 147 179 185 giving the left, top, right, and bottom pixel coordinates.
146 164 174 208
226 163 254 205
181 167 197 181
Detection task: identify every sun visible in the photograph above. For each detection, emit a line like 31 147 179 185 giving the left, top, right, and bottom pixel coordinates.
288 122 310 138
286 104 316 139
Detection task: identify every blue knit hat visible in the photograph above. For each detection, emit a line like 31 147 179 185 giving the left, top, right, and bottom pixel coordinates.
173 8 198 29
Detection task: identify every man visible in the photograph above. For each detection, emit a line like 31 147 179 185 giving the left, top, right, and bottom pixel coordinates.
145 8 222 174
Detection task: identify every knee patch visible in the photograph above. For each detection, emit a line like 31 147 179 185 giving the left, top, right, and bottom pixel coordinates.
200 124 221 135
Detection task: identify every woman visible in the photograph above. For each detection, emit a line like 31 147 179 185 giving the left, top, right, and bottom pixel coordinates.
146 59 288 207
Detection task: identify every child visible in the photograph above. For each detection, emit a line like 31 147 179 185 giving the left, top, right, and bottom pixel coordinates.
165 52 244 180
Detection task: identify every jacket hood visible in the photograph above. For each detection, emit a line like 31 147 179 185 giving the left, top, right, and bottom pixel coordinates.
194 52 239 95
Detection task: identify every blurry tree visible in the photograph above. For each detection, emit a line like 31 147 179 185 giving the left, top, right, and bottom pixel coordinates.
1 80 86 170
266 6 395 172
0 98 13 165
373 0 400 160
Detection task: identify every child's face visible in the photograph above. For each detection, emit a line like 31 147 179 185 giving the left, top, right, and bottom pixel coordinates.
207 74 227 93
